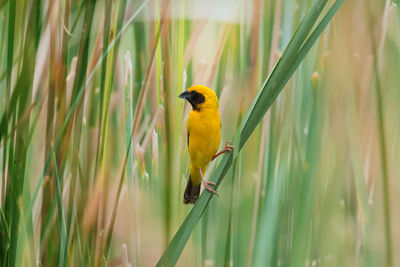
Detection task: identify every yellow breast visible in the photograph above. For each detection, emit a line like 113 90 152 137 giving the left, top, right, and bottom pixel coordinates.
187 108 221 185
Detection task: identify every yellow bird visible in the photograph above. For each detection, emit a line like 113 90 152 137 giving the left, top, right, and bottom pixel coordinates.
179 85 234 204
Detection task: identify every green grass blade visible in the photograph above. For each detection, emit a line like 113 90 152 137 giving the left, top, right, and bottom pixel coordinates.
5 0 41 264
237 0 328 150
52 153 68 267
0 0 15 257
65 0 97 252
92 0 113 184
5 0 15 104
156 1 342 265
280 0 344 89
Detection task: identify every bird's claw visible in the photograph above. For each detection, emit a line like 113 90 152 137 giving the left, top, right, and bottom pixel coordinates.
203 181 218 195
225 140 234 149
212 140 235 160
222 141 234 153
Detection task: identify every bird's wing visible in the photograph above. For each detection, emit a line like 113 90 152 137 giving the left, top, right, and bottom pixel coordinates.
187 132 190 146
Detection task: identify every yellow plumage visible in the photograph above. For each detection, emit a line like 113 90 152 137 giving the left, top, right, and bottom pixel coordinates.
187 87 221 187
179 85 233 204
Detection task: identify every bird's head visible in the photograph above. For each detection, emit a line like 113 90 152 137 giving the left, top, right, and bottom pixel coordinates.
178 85 219 111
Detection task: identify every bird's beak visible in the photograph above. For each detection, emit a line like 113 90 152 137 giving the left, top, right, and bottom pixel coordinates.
178 90 190 100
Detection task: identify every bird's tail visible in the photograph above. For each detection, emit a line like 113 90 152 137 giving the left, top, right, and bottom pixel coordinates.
183 176 200 204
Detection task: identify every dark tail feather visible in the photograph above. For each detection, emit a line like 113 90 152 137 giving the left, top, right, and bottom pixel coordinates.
183 176 200 204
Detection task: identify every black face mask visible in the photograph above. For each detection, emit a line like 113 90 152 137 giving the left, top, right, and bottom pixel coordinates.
178 90 205 111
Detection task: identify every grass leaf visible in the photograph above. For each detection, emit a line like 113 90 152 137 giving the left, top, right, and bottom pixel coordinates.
156 1 343 266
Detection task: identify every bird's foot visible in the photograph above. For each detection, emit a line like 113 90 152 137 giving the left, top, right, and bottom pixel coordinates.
203 180 218 195
212 141 234 160
199 168 218 196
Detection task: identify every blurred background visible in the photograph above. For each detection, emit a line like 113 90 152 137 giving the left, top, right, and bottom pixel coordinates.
0 0 399 266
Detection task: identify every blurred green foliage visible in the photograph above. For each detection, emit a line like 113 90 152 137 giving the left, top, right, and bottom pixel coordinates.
0 0 399 266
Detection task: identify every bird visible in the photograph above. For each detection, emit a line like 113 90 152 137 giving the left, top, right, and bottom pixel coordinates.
179 85 234 204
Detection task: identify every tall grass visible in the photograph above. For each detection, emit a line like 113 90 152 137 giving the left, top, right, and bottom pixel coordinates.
0 0 399 266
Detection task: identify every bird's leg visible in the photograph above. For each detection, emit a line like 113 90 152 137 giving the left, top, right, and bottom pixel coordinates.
200 168 218 195
212 141 234 160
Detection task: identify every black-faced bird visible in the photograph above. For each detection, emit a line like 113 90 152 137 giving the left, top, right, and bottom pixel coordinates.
179 85 234 204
